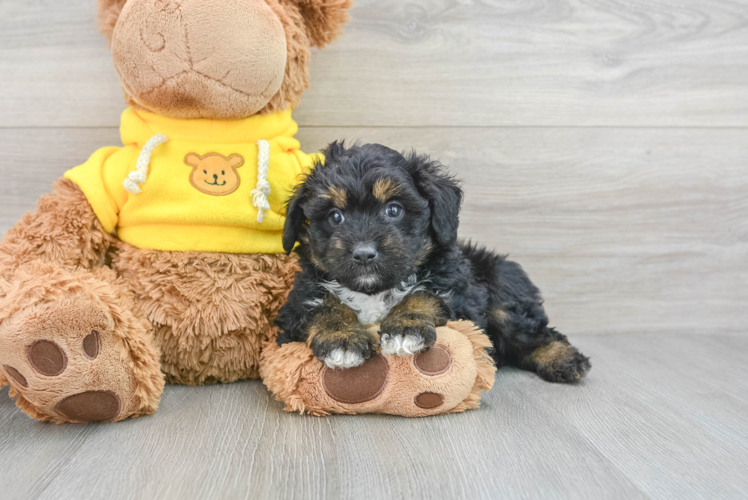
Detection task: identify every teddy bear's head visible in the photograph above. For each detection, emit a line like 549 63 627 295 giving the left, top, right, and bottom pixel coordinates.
97 0 351 120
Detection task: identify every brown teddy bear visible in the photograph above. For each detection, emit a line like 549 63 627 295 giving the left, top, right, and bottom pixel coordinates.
0 0 495 423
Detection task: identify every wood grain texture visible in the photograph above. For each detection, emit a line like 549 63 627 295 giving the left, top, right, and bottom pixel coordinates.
1 126 745 335
1 0 747 498
1 333 747 500
2 0 748 127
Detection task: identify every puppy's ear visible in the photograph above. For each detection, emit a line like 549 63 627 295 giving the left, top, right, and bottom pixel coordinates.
285 0 353 48
97 0 128 46
406 153 463 246
282 174 313 255
323 140 350 163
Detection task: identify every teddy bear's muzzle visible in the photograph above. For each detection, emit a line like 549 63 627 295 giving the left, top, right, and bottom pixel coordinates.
110 0 288 119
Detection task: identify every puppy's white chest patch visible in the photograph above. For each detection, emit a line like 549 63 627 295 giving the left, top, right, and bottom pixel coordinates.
319 275 423 324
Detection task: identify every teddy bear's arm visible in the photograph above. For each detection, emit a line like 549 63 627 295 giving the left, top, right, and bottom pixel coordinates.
0 178 111 282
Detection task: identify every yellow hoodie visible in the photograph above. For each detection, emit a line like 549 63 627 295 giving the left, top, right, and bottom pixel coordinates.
64 108 318 254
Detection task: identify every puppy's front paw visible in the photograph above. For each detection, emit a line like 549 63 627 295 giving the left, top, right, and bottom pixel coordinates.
379 319 437 357
378 291 447 357
310 325 373 370
319 348 368 369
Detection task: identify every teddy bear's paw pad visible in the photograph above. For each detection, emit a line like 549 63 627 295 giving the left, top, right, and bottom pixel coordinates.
3 365 28 387
322 354 389 404
413 345 452 375
82 330 100 360
27 340 68 376
414 392 445 409
54 391 122 422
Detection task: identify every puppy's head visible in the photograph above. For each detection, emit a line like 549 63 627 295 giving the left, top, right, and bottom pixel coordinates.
283 142 463 293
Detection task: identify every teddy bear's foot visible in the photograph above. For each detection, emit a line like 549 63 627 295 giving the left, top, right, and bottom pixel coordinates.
0 264 164 423
261 321 496 417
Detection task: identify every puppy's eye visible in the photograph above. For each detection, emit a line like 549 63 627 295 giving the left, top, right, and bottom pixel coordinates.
203 170 207 174
328 210 345 226
385 202 404 219
221 170 225 175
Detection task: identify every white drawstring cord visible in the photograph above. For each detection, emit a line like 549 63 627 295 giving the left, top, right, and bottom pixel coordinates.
252 139 271 223
123 134 169 194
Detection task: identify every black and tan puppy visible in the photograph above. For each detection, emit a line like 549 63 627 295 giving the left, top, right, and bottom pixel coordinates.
276 142 591 382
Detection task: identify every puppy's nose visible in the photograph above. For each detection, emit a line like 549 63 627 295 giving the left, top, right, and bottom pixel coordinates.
213 174 218 180
352 244 378 265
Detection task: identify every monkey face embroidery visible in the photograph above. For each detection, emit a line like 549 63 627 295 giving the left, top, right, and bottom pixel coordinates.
184 153 244 196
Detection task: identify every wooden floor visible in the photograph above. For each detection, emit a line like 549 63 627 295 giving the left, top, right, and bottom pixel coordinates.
2 333 748 499
1 1 747 499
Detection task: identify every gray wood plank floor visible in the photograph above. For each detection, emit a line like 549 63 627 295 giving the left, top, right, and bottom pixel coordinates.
1 0 747 499
1 333 747 500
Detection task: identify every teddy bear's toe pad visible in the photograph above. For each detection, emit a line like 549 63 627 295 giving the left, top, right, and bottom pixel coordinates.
414 345 452 375
82 330 100 360
27 340 68 376
414 392 444 409
3 365 28 387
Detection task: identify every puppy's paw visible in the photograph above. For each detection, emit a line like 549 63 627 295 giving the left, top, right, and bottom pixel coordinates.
320 348 368 369
379 319 437 357
380 333 426 356
310 325 373 370
530 342 591 383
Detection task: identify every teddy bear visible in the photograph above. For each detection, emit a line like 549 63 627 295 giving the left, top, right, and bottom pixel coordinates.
0 0 495 423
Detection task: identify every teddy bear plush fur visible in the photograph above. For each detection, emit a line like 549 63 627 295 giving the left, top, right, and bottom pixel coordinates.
0 0 352 423
0 0 495 423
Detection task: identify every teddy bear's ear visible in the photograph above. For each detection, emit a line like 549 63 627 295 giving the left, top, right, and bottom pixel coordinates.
184 153 203 168
285 0 353 48
97 0 128 46
227 154 245 169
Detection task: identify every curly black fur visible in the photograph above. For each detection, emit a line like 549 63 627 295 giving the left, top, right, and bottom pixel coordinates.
275 142 591 382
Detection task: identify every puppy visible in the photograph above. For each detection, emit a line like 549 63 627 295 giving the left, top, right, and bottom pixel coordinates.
275 142 591 382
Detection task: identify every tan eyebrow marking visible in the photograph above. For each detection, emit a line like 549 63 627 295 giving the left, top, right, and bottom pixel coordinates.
323 186 348 208
372 178 401 202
